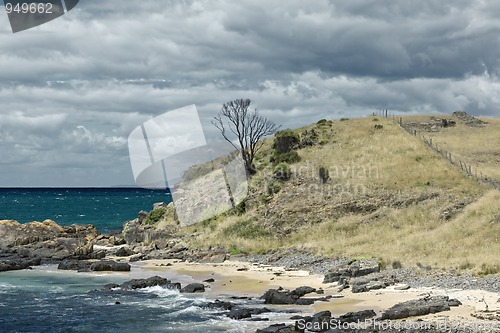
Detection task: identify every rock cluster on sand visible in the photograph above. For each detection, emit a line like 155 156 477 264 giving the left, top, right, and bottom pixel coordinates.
261 286 331 305
257 295 463 332
380 295 462 320
322 258 400 293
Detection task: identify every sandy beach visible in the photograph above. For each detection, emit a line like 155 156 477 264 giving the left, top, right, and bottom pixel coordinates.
133 258 500 330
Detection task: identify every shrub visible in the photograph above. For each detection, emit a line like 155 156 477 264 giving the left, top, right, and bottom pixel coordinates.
340 118 349 121
392 260 402 269
317 119 327 124
266 178 282 195
273 130 300 153
318 166 329 183
270 150 301 165
223 219 271 239
300 129 319 147
144 207 167 225
273 162 292 181
374 124 383 130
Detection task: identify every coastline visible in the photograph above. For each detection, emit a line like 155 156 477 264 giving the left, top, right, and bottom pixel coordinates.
133 258 500 331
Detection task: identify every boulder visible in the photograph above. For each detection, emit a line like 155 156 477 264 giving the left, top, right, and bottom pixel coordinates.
381 295 461 320
323 258 379 284
57 259 92 272
205 300 233 310
337 309 376 323
256 324 302 333
228 307 271 320
90 260 131 272
0 257 41 272
228 309 252 320
120 276 181 290
261 286 317 305
180 283 205 293
115 246 134 257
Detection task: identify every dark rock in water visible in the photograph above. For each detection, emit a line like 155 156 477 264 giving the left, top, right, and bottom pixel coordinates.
205 300 233 310
203 278 215 283
57 259 92 271
228 309 252 320
381 295 461 320
90 260 131 272
58 259 130 272
103 283 121 291
180 283 205 293
115 246 134 257
256 323 303 332
0 257 41 272
261 286 317 305
120 276 181 290
228 307 272 320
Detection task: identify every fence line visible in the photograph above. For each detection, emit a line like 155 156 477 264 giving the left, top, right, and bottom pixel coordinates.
393 117 500 190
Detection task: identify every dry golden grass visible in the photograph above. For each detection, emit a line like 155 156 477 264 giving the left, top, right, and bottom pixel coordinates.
180 116 499 273
402 115 500 183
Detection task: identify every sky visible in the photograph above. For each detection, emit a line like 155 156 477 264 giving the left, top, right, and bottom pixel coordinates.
1 0 500 187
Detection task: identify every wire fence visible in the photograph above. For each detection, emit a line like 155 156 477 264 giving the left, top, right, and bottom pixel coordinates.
374 110 500 190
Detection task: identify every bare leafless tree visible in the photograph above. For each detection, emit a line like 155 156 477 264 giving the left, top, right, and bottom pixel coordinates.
212 98 279 174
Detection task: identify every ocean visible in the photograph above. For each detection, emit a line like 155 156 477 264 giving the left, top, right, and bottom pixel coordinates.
0 265 270 333
0 188 273 332
0 188 172 233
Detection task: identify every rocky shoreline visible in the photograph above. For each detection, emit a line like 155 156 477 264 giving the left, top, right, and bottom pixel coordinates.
1 218 499 332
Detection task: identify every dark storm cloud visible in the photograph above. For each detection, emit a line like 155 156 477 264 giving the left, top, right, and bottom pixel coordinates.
0 0 499 186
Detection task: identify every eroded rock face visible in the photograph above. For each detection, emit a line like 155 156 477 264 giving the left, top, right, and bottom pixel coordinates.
180 283 205 293
0 220 100 270
122 218 173 246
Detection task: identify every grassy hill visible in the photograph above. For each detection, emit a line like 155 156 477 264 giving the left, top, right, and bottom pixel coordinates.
162 115 499 275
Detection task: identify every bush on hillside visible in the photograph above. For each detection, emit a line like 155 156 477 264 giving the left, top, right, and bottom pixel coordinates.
318 166 330 184
145 207 167 225
273 130 300 153
270 150 301 165
273 162 292 181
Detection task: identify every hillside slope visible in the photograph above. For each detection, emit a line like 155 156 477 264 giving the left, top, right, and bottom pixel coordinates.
171 116 499 274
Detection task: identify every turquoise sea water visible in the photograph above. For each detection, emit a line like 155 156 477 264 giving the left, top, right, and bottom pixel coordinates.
0 189 276 332
0 188 172 233
0 265 268 333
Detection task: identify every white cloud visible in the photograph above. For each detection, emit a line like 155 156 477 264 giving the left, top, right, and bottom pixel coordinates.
0 0 499 186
